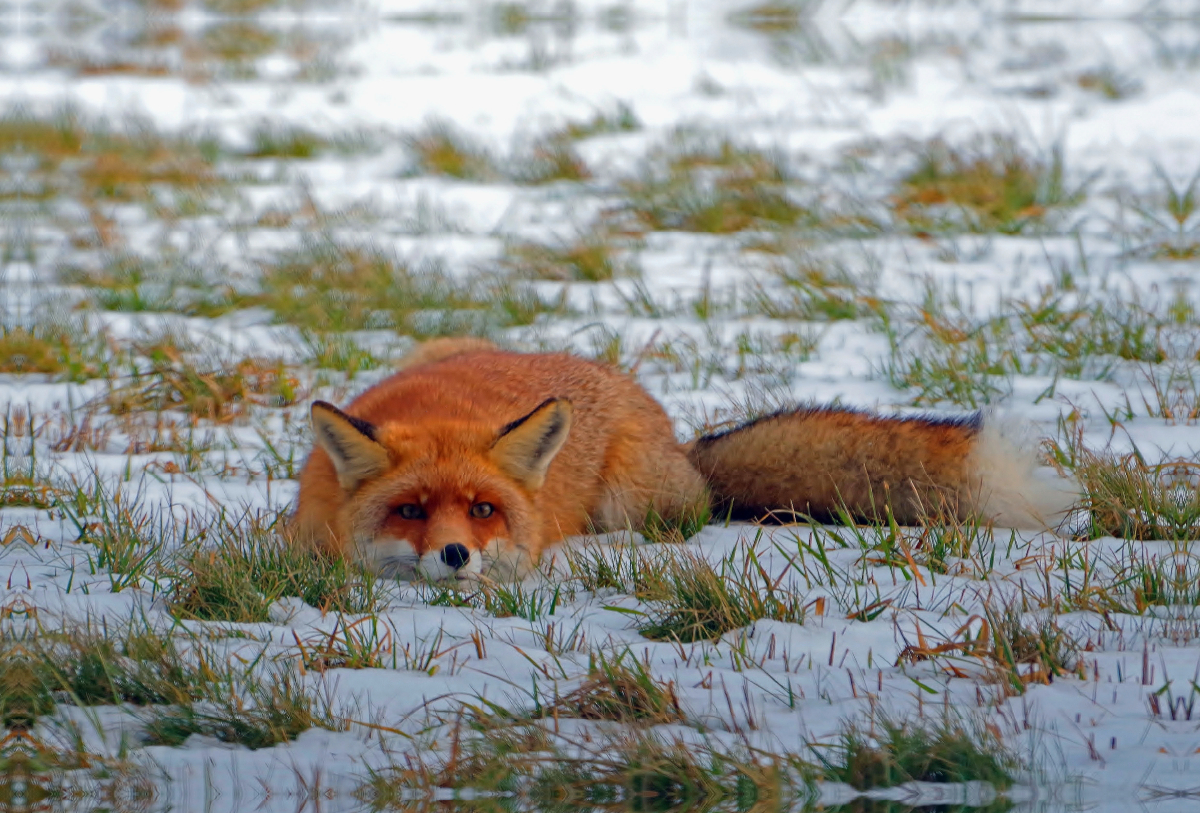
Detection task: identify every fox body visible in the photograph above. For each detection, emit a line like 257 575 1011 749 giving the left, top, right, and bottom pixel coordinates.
295 340 1076 580
294 340 708 580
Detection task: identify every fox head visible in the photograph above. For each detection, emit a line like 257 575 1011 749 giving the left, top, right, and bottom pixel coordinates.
309 398 572 581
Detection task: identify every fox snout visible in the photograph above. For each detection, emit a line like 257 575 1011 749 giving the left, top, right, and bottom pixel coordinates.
418 540 482 581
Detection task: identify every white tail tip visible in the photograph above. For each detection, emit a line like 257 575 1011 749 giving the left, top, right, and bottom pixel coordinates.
969 417 1080 531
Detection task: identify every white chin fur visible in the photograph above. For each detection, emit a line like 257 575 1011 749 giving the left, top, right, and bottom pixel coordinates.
419 549 483 582
968 416 1081 531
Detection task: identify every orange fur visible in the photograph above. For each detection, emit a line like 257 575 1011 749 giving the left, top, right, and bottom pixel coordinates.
294 341 708 580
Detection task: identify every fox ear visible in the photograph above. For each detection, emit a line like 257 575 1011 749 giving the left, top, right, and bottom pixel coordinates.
490 398 572 490
311 401 390 491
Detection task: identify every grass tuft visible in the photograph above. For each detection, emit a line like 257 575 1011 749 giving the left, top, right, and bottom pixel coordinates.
1071 448 1200 541
106 353 298 421
142 668 346 750
0 322 112 381
568 538 806 643
539 650 685 725
60 254 243 317
622 132 813 234
255 238 553 335
1076 66 1141 100
367 710 788 811
0 108 224 205
727 2 814 33
406 120 497 180
514 138 592 184
421 578 564 622
750 255 883 322
503 229 639 282
558 103 640 140
892 136 1084 234
816 715 1015 790
168 511 383 622
1118 166 1200 260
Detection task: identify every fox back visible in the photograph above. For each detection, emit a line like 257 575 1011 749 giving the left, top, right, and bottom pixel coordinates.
294 344 707 580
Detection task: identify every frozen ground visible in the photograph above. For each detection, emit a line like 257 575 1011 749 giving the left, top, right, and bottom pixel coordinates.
2 0 1200 810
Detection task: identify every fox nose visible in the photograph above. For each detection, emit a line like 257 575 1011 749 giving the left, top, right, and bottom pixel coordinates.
440 543 471 570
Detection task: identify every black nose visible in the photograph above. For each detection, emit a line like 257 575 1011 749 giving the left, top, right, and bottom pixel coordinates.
440 543 471 570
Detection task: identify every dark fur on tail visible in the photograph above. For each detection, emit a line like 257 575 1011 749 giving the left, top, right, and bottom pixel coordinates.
688 406 984 525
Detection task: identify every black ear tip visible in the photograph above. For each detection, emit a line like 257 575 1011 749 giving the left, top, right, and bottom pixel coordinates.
311 400 336 413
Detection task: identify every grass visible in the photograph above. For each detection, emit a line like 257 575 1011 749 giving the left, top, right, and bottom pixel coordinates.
421 578 565 622
1071 540 1200 614
897 600 1079 692
557 103 640 141
406 120 497 181
1069 447 1200 541
1117 166 1200 260
246 124 377 159
640 503 713 547
881 280 1176 407
750 255 883 321
537 650 686 725
1015 291 1167 376
980 603 1080 692
727 2 815 33
59 254 243 317
566 538 807 643
815 715 1015 790
254 238 560 335
247 125 326 159
298 331 384 374
293 616 400 672
142 668 347 749
1076 66 1141 100
48 12 344 82
621 132 814 234
34 628 211 710
366 710 791 811
503 229 639 282
167 510 384 622
73 498 169 593
106 353 299 422
0 322 112 381
891 136 1084 235
0 108 224 206
814 508 998 579
881 307 1014 408
1 614 348 754
514 138 592 184
1 620 220 734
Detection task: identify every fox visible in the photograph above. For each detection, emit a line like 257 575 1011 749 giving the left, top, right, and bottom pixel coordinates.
293 338 710 580
294 338 1077 581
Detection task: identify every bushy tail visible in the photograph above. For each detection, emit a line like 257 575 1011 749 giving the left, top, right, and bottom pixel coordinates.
687 406 1079 530
965 417 1079 530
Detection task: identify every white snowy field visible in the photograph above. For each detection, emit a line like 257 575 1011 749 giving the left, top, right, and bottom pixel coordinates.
1 0 1199 809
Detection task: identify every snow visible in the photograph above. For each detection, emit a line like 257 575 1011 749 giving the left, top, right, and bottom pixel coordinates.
4 0 1200 808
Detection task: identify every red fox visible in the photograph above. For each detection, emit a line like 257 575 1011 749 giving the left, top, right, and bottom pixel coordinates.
294 339 1076 580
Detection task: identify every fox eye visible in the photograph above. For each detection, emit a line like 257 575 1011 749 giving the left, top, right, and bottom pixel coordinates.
470 502 494 519
396 503 425 520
